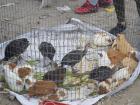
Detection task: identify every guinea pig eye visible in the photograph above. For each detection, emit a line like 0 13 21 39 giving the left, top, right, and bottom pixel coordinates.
16 80 22 85
98 53 103 57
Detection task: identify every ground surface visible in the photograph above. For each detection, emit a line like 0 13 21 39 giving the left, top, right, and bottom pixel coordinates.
0 0 140 105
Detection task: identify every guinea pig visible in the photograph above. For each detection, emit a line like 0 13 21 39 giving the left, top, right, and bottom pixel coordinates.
93 32 114 47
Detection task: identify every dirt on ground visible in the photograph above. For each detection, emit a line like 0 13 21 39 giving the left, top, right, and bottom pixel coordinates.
0 0 140 105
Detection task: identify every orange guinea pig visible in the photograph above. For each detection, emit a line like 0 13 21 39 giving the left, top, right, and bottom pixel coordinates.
107 48 126 65
112 34 135 56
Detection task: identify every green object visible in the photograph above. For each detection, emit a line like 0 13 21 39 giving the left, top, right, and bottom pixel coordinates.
89 91 97 96
3 82 9 89
81 75 89 82
138 76 140 79
19 89 28 94
26 60 39 66
33 72 44 80
63 71 90 88
0 75 5 82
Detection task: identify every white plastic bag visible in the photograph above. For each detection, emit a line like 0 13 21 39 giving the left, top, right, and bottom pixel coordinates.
1 18 140 105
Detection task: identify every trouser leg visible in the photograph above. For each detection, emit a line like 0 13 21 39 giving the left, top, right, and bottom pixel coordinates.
113 0 125 22
135 0 140 16
90 0 99 5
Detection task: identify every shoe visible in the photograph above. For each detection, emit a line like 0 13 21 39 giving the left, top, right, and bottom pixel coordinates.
74 0 98 14
99 0 113 8
109 23 126 36
104 5 115 13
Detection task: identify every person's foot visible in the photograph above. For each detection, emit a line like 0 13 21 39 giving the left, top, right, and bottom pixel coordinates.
74 0 98 14
109 22 126 36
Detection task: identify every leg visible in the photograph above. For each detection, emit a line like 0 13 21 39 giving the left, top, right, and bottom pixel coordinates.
98 0 113 7
113 0 125 23
135 0 140 16
109 0 126 35
40 0 45 8
40 0 51 8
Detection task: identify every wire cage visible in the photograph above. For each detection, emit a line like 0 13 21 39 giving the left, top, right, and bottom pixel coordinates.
0 0 140 105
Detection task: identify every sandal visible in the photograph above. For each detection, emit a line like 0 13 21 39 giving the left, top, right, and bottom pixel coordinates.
74 0 98 14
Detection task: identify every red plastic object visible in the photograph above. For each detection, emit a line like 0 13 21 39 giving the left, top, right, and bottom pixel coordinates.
39 100 69 105
74 0 98 14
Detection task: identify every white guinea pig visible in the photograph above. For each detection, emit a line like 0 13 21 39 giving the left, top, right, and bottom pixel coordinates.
112 67 130 81
97 50 111 67
93 32 114 46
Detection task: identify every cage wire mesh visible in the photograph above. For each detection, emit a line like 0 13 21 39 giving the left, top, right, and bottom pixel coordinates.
0 0 140 104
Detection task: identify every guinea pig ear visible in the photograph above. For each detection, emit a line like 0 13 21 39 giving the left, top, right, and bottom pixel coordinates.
117 34 123 40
